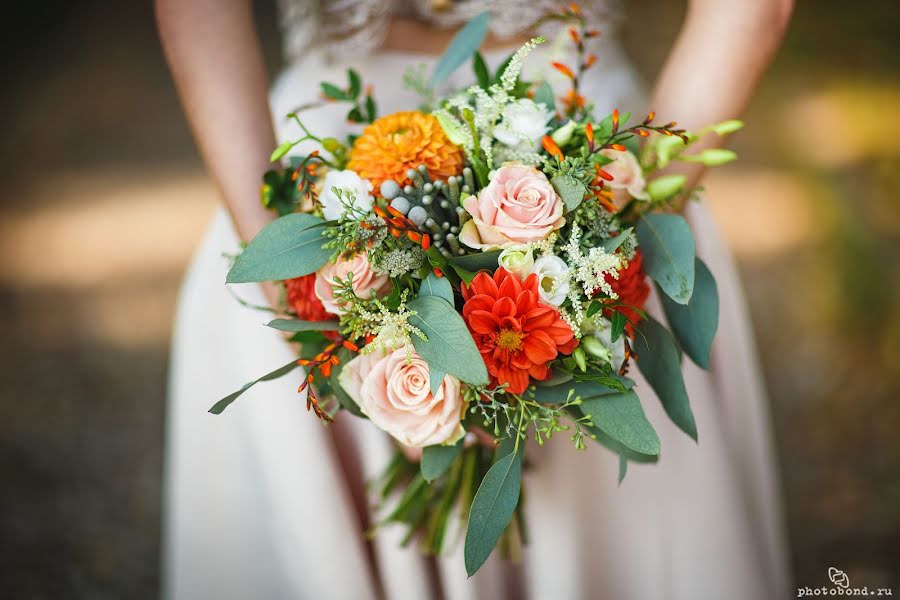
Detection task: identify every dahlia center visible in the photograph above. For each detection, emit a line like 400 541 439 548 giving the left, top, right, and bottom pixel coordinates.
496 327 525 352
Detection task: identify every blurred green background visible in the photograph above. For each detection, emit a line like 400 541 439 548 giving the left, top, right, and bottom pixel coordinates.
0 1 897 596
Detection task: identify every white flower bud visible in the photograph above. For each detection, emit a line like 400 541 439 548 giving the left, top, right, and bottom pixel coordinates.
497 245 534 279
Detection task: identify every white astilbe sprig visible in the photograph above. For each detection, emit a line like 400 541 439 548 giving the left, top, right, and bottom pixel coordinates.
436 37 545 170
358 297 426 355
563 225 622 298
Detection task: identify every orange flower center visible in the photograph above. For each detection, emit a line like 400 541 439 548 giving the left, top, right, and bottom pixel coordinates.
496 328 525 352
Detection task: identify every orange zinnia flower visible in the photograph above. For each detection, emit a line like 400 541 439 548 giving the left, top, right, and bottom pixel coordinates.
461 268 577 394
347 111 464 191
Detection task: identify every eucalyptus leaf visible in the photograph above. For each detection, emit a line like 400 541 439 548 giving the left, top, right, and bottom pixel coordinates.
407 296 489 385
602 227 633 254
618 455 628 484
208 360 300 414
579 389 661 455
635 316 697 440
530 377 632 405
464 448 522 576
570 406 659 463
635 214 695 305
227 214 331 283
431 12 490 86
448 250 502 273
551 174 588 211
419 272 454 305
660 258 718 369
532 81 555 111
421 437 464 483
266 318 340 332
429 365 447 397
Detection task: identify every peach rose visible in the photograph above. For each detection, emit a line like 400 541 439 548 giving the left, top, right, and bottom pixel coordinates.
459 164 565 250
340 346 466 448
314 253 391 316
599 148 649 202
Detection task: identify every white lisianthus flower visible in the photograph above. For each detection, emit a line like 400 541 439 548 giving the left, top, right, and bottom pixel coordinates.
493 99 553 150
319 169 374 221
582 318 626 371
498 245 535 279
532 255 569 306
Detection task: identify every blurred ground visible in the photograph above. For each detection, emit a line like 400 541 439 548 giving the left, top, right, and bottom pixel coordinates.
0 1 898 597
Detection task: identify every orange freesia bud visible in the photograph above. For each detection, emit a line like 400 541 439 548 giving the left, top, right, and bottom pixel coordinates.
290 170 299 181
597 192 617 213
330 355 340 365
309 150 319 158
342 340 360 352
433 267 444 278
612 108 620 130
298 380 308 393
568 2 581 14
585 122 594 145
569 28 580 44
320 362 332 378
297 358 310 366
387 205 405 219
585 29 600 38
421 234 431 251
389 228 402 238
646 111 656 122
610 143 626 152
542 135 564 159
551 62 575 80
584 54 597 68
637 129 650 137
307 374 315 383
405 230 422 243
365 84 374 96
596 167 614 182
373 205 388 219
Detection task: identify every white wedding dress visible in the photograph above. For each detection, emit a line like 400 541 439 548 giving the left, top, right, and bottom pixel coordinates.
163 2 791 598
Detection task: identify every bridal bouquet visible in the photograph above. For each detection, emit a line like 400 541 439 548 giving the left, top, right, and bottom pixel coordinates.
213 5 741 576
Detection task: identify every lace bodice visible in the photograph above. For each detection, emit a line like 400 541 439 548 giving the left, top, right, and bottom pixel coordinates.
277 0 618 63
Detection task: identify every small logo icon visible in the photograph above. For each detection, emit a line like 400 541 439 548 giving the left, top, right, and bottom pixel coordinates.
828 567 850 588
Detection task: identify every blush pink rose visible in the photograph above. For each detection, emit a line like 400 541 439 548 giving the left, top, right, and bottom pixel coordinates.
341 346 466 448
599 148 649 203
314 253 391 316
459 164 565 250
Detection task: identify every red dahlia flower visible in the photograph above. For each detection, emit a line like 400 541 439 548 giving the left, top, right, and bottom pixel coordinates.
285 274 332 322
461 268 577 395
604 249 651 328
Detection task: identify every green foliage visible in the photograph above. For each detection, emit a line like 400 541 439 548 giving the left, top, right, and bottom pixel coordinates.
431 12 490 86
260 169 300 217
464 445 522 576
532 81 555 111
635 316 697 441
266 318 340 332
331 348 366 418
579 388 661 456
679 149 738 166
208 360 300 414
448 250 502 273
428 365 446 397
407 296 489 385
660 258 719 369
227 214 331 283
635 214 696 305
421 437 465 483
551 174 588 211
472 51 490 89
320 69 377 123
418 272 454 305
610 311 627 343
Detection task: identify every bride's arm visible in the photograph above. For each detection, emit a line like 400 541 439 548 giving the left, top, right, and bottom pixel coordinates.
649 0 794 187
155 0 276 243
